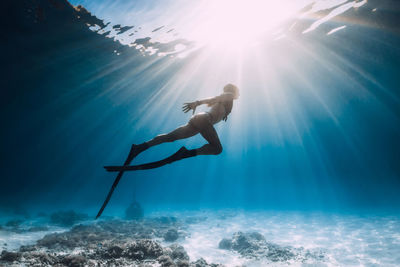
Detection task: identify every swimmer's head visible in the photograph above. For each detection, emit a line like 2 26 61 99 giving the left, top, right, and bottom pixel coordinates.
223 84 240 99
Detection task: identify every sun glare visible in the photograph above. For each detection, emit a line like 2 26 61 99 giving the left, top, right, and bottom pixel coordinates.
187 0 299 50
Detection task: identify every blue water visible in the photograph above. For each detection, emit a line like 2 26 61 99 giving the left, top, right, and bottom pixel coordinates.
1 0 400 265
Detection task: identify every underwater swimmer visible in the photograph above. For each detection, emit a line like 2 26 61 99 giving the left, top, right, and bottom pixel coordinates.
97 84 239 218
125 83 240 164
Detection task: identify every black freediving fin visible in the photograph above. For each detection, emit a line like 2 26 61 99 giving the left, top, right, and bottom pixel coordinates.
96 145 139 219
95 170 124 219
104 146 196 172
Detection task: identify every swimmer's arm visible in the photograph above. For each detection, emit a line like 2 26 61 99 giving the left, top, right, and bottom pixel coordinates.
183 93 234 114
196 93 234 106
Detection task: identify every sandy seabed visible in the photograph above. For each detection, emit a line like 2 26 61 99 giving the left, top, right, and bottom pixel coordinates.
0 210 399 266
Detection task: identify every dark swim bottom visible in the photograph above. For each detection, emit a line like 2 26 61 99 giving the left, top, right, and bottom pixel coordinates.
188 112 213 131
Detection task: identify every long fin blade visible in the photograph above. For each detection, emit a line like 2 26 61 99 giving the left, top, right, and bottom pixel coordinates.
96 150 135 219
104 147 191 172
95 172 123 219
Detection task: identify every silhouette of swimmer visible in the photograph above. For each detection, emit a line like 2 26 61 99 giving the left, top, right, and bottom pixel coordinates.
97 84 239 218
124 83 239 168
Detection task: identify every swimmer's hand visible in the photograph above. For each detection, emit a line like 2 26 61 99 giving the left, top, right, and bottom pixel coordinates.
182 101 198 114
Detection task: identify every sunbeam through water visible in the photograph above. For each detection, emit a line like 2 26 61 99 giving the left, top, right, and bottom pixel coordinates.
1 0 400 265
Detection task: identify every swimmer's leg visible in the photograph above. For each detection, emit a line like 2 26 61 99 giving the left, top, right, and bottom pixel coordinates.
105 125 223 171
147 123 199 146
152 124 222 163
195 125 222 155
172 124 222 159
127 123 199 162
173 124 222 160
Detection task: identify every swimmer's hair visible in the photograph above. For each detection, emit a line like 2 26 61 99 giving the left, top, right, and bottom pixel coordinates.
223 83 239 95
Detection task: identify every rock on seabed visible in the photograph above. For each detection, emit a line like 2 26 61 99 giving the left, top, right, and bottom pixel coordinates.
0 218 223 267
219 231 325 263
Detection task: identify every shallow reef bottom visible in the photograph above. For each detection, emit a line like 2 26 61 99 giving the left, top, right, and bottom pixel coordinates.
0 210 399 266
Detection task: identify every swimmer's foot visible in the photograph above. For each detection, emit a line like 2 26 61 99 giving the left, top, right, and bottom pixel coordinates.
105 146 197 172
126 143 149 164
167 146 197 163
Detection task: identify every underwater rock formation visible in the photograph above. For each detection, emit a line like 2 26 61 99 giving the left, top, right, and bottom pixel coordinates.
0 217 223 266
123 239 164 260
35 218 186 250
164 228 180 242
0 215 333 266
219 231 325 263
125 201 144 220
189 257 224 267
5 219 23 228
0 251 21 262
49 210 89 226
26 225 50 232
61 255 87 267
165 244 190 261
3 219 24 233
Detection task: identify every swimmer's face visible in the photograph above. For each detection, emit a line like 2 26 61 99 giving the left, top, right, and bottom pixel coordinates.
234 90 240 99
230 90 239 99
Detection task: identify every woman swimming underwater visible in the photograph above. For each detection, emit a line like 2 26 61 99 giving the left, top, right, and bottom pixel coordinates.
98 84 239 218
126 83 240 163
